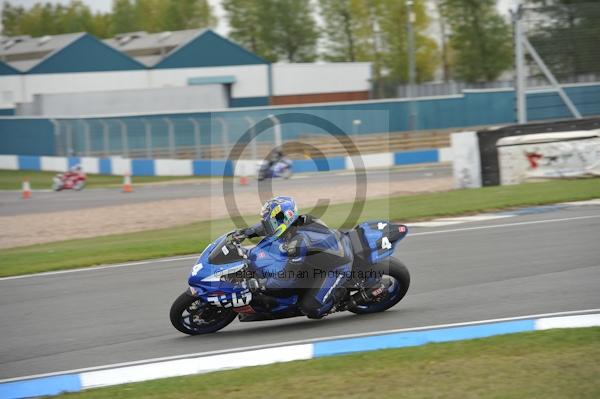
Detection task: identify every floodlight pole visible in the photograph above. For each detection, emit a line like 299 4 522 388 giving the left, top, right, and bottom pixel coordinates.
406 0 418 131
513 4 527 124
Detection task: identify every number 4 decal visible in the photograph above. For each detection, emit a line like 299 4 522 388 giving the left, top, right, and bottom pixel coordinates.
381 237 392 250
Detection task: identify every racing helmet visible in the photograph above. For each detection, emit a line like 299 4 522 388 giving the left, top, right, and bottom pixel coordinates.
260 196 299 238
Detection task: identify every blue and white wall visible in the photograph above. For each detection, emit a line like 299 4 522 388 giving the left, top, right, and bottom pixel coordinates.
0 148 452 177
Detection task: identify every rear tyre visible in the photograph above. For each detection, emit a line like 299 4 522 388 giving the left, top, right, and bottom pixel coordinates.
170 291 237 335
348 257 410 315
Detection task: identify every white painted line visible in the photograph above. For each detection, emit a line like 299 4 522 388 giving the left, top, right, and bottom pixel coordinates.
560 199 600 206
409 221 467 227
409 214 513 227
0 255 198 282
435 214 514 222
79 344 313 389
535 314 600 330
410 214 600 237
2 308 598 384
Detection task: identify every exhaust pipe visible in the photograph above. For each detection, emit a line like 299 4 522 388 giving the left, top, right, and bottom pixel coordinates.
350 278 392 307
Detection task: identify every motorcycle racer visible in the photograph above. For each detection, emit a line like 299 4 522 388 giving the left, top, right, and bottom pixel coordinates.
234 196 353 319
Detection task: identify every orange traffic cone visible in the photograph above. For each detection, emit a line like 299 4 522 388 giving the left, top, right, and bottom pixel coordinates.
238 162 249 186
22 178 31 199
122 173 133 193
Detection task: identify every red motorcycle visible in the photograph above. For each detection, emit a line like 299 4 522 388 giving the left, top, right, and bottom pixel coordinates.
52 168 87 191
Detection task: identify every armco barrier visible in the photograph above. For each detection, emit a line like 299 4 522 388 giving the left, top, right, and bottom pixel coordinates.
1 311 598 399
0 148 451 177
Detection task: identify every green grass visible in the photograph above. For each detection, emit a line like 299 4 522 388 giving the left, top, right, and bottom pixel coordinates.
59 327 600 399
0 178 598 277
0 169 213 190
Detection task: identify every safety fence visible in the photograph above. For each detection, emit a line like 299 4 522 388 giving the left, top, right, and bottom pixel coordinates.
0 146 452 177
2 82 599 158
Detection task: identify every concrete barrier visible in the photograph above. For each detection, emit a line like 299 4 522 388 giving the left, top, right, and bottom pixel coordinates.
0 148 452 177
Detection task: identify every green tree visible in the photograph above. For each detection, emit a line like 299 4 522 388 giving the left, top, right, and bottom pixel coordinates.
1 1 26 36
111 0 138 34
319 0 362 62
2 1 111 38
440 0 512 82
162 0 216 31
379 0 438 83
222 0 266 56
133 0 167 32
318 0 437 92
223 0 318 62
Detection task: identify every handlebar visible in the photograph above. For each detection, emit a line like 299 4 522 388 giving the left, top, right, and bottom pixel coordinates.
226 232 248 259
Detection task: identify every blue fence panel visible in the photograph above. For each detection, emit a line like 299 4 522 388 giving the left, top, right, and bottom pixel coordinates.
394 149 439 165
0 119 55 155
131 159 155 176
17 155 41 170
99 158 111 174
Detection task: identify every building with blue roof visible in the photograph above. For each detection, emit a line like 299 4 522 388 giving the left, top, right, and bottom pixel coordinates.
0 33 144 74
0 59 18 75
0 29 372 115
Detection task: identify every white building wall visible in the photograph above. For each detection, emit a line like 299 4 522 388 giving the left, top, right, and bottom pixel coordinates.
0 75 22 109
1 62 372 111
272 62 371 96
149 65 269 98
20 70 149 104
37 84 229 116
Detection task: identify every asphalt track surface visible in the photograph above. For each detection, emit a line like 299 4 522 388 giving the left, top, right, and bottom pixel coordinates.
0 165 450 216
1 204 599 380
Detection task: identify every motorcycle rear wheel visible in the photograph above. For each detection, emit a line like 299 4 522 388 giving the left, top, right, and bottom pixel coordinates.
348 257 410 315
170 291 237 335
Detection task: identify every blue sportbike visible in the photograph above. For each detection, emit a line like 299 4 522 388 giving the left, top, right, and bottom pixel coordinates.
170 221 410 335
257 158 292 180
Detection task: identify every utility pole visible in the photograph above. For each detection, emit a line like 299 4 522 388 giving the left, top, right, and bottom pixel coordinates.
512 2 527 124
406 0 418 131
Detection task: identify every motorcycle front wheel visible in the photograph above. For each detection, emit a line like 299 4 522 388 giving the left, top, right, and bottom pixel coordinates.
348 257 410 315
170 291 237 335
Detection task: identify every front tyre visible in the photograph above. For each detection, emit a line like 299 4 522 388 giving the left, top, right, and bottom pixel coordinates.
348 257 410 315
170 291 237 335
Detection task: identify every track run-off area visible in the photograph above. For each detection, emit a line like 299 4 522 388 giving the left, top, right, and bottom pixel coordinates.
1 202 599 381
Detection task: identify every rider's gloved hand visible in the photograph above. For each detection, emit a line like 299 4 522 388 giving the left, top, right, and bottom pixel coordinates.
232 229 247 242
247 278 267 293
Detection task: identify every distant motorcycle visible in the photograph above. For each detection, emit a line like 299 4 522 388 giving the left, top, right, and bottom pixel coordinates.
257 159 292 181
52 171 86 191
170 221 410 335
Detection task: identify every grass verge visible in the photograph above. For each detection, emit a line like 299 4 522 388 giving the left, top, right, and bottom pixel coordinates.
0 169 212 190
59 327 600 399
1 178 599 277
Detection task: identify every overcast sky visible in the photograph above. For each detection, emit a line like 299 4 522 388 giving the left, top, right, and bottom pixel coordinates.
3 0 514 37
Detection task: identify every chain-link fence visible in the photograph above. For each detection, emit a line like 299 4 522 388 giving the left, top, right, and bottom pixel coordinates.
522 2 600 83
514 2 600 122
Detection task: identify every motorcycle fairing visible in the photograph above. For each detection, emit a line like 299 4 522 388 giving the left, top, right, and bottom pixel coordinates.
188 234 251 308
356 221 408 264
